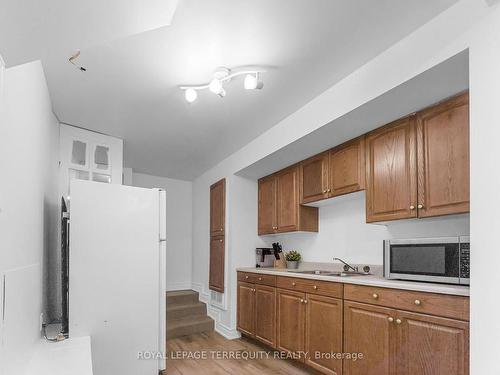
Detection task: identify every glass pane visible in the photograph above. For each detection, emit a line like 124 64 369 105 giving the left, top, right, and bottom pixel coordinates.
94 145 109 170
71 141 87 166
69 169 89 182
92 173 111 183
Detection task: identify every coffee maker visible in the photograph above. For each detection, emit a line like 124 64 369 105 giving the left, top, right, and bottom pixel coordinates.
256 248 275 268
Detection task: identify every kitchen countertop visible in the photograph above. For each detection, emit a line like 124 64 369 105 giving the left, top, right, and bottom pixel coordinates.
237 267 470 296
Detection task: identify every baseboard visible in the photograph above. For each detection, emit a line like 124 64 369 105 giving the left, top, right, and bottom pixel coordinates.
206 305 240 340
166 282 192 291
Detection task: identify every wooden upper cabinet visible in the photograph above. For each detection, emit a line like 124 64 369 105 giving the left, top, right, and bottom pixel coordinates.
276 167 299 232
416 92 470 218
301 152 330 203
344 301 397 375
209 236 224 293
237 281 255 336
277 288 306 356
365 116 418 223
210 179 225 236
330 137 365 197
258 175 277 235
305 294 343 375
396 311 469 375
258 166 318 235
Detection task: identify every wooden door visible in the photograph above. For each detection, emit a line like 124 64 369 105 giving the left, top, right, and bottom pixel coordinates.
258 175 277 235
301 152 329 203
305 294 343 375
365 116 417 222
208 236 224 293
254 285 276 347
237 282 255 336
396 310 469 375
344 301 397 375
416 93 469 218
330 137 365 197
210 179 225 236
277 288 305 357
276 167 299 232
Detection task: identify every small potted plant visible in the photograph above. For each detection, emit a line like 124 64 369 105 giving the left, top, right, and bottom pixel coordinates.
285 250 301 269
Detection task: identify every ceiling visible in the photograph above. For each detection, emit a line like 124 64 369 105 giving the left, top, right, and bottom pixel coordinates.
0 0 459 180
237 51 469 179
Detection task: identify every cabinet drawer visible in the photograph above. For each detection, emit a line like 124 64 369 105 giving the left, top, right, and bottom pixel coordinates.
237 272 276 286
276 276 343 298
344 284 469 321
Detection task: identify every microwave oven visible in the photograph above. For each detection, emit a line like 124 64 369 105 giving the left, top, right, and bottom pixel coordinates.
384 236 469 285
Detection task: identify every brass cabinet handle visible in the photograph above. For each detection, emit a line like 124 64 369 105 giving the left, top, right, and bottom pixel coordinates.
220 227 223 231
409 205 415 210
300 299 304 303
292 282 296 286
219 239 223 243
258 277 262 281
327 189 331 193
388 317 394 323
396 319 402 325
313 285 318 290
417 204 424 209
414 299 421 306
372 293 379 299
304 300 308 304
245 275 249 279
323 190 328 194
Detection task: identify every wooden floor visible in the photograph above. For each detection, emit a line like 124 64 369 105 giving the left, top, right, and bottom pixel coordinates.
166 332 320 375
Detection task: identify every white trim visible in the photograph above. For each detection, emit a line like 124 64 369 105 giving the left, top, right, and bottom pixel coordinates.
166 282 192 291
191 282 210 303
207 305 240 340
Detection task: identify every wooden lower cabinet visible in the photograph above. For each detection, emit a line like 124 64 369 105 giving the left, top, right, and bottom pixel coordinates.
397 310 469 375
276 289 306 355
237 282 277 347
344 301 396 375
237 282 255 336
344 301 469 375
254 285 276 347
305 294 343 375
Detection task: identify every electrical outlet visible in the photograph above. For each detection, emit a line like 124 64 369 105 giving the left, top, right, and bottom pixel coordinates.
39 313 44 332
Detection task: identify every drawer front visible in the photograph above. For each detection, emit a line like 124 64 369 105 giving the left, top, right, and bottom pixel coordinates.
276 276 343 298
237 272 276 286
344 284 469 321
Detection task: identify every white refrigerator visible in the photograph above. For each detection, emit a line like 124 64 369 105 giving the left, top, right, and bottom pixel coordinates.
68 180 166 375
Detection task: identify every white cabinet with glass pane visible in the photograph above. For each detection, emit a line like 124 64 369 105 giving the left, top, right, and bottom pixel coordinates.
60 124 123 202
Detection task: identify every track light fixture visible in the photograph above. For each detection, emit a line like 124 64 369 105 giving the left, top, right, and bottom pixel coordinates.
180 66 265 103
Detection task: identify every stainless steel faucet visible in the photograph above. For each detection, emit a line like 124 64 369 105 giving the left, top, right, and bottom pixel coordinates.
332 257 358 272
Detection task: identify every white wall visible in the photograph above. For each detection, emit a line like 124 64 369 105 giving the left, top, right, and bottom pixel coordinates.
191 2 500 373
269 192 469 265
131 172 192 290
0 60 59 375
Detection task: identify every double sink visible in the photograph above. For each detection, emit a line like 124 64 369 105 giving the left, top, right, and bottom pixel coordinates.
288 269 370 277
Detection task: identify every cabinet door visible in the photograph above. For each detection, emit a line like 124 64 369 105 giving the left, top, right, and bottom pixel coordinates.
258 176 277 235
301 153 330 204
208 237 224 293
276 167 299 232
210 179 225 236
305 294 343 375
417 93 469 218
344 301 397 375
330 137 365 197
396 310 469 375
237 282 255 336
365 116 417 222
255 285 276 347
277 288 305 357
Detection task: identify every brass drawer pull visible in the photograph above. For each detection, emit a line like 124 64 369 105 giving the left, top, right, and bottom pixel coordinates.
292 282 296 286
313 285 318 290
258 277 262 281
388 317 394 323
414 299 421 306
372 293 379 299
245 275 249 279
396 319 402 325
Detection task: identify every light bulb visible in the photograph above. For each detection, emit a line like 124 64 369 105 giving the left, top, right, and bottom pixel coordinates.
185 88 197 103
244 74 258 90
209 78 223 95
